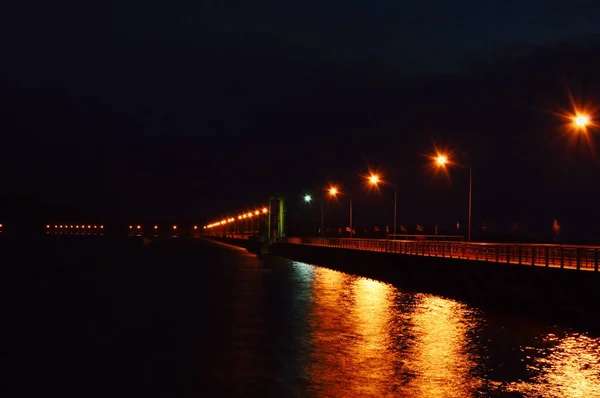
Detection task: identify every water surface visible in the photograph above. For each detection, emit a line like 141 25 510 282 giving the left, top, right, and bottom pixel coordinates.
6 236 600 397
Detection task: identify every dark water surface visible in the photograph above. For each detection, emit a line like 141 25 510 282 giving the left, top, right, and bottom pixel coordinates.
5 236 600 397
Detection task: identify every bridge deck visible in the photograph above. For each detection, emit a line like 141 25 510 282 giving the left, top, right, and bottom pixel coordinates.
281 237 600 272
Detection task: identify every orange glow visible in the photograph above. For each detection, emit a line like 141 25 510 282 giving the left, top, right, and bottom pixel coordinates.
129 225 133 229
262 207 268 213
136 225 141 230
154 225 158 229
60 225 63 228
254 210 259 215
75 225 79 229
54 225 58 228
173 225 177 230
193 225 198 230
551 94 599 153
408 296 480 396
0 224 2 228
100 225 104 229
574 113 591 128
46 225 50 228
242 214 247 219
70 225 73 229
505 333 600 396
368 174 380 185
328 186 338 196
436 154 448 166
238 215 243 220
93 225 97 229
88 225 91 228
247 212 252 217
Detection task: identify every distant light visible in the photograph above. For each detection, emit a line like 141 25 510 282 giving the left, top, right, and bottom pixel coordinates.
70 225 73 229
574 114 591 128
328 187 338 195
436 155 448 166
368 174 380 185
304 194 312 202
262 207 268 213
154 225 158 229
194 225 198 230
76 225 79 229
100 225 104 229
173 225 177 230
54 225 58 228
137 225 141 230
254 210 259 215
88 225 91 229
60 225 63 228
93 225 97 229
203 226 207 229
129 225 133 229
247 212 252 217
46 225 50 228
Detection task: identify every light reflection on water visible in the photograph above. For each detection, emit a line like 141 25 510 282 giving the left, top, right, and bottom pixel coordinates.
288 261 600 397
507 333 600 397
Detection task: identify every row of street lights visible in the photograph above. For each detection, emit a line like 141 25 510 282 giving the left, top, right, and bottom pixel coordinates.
205 207 268 231
302 154 472 241
302 110 595 242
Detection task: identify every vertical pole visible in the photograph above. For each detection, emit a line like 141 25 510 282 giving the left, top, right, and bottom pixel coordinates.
320 199 324 238
468 167 472 243
267 198 272 242
278 196 285 238
349 195 353 238
393 185 397 240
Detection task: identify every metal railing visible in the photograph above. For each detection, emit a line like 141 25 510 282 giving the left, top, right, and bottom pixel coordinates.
281 237 600 272
205 233 251 240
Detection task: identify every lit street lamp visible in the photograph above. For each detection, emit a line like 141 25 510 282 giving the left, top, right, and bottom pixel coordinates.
573 113 591 129
304 193 324 237
434 153 473 242
328 185 352 238
366 172 398 239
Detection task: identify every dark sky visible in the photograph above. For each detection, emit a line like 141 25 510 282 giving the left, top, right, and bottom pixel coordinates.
2 1 600 240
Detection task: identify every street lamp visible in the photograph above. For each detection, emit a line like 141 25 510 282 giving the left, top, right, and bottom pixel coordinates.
433 153 473 242
304 193 324 237
574 114 590 128
366 172 398 239
328 185 352 238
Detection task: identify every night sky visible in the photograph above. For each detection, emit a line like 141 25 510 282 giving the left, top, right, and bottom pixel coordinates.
2 1 600 241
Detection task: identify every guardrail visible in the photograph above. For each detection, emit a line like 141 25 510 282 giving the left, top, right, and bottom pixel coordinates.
281 237 600 272
205 233 251 240
388 234 464 241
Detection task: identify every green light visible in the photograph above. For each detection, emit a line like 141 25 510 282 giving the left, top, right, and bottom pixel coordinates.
304 194 312 203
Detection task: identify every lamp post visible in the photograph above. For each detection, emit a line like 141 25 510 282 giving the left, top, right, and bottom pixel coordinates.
366 173 398 239
328 186 352 238
573 113 591 130
304 194 324 237
435 154 472 242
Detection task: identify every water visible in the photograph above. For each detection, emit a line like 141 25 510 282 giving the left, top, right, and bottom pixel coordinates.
6 236 600 397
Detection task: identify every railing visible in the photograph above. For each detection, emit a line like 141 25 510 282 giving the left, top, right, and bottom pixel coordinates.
281 237 600 272
205 233 251 240
388 234 464 241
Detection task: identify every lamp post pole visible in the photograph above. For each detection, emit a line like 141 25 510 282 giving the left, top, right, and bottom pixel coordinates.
349 194 353 238
468 167 472 242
